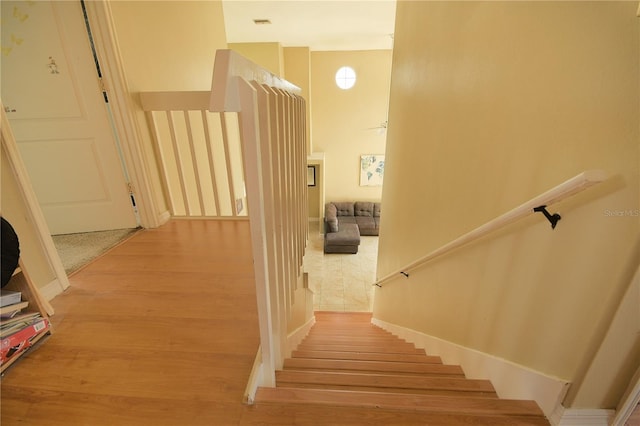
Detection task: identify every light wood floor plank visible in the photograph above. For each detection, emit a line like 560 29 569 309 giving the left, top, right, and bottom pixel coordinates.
1 220 261 426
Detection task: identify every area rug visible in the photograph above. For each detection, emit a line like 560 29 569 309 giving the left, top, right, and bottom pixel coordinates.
52 228 139 275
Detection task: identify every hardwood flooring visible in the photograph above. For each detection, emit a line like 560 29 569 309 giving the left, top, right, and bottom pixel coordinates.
1 220 261 426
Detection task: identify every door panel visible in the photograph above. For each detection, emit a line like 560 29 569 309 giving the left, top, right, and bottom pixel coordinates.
1 0 136 234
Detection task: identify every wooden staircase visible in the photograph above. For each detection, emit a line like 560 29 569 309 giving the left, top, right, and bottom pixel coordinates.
245 312 550 425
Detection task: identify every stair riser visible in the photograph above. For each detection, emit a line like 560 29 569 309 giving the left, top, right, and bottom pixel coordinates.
283 359 463 376
256 387 546 417
276 371 495 393
291 350 441 364
296 343 425 355
276 382 498 398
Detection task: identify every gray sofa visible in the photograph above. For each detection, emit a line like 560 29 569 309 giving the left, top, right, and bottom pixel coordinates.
324 201 381 254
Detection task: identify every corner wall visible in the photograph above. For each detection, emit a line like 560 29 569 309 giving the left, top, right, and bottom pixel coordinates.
375 1 639 410
228 42 284 76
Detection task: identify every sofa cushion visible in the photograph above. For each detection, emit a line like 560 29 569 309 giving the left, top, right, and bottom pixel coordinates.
338 216 357 226
373 203 381 217
355 202 374 217
325 223 360 246
325 203 338 232
333 202 354 217
356 217 377 235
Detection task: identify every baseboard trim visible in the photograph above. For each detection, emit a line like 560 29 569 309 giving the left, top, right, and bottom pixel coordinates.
158 210 171 225
286 315 316 358
372 318 570 419
243 347 263 405
40 278 65 302
549 407 615 425
245 316 316 405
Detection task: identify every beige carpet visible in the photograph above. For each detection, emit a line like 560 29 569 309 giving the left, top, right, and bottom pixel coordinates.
52 228 139 275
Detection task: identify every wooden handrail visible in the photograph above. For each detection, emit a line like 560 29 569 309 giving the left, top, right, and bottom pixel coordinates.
374 170 608 288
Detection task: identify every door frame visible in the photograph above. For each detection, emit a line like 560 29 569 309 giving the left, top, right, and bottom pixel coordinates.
82 0 160 229
2 105 70 302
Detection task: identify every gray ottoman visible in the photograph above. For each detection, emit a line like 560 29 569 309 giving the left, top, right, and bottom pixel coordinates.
324 223 361 254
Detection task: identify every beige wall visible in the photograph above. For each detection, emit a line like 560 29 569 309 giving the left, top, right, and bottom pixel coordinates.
284 47 312 154
111 1 227 92
310 50 392 203
228 42 284 77
375 1 639 409
109 1 228 220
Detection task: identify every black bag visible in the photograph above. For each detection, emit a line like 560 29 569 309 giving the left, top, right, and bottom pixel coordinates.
1 217 20 287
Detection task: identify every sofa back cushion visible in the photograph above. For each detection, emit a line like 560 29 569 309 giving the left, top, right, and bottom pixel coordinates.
333 202 354 217
325 203 338 232
355 202 374 217
373 203 381 217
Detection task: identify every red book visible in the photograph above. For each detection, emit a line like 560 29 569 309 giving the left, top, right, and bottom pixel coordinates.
0 318 50 364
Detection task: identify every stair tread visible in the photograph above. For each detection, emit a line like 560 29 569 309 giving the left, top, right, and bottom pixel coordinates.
242 401 550 425
291 350 441 364
283 358 461 375
256 387 546 417
276 370 495 392
296 343 425 354
277 381 498 398
302 338 415 346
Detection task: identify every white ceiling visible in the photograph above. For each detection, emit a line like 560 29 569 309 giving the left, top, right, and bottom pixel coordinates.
222 1 397 51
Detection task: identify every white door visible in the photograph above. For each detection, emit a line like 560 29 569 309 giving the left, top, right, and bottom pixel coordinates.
1 0 137 235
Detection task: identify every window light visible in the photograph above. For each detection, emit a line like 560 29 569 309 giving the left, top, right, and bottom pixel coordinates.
335 66 356 90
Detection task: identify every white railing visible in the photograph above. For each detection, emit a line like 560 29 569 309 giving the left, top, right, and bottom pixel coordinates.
375 170 608 287
140 91 246 218
210 50 308 387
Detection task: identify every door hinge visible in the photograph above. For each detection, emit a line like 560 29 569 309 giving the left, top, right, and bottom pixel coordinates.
127 182 137 208
98 77 109 102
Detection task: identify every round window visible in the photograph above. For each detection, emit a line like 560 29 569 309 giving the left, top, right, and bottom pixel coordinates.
335 66 356 90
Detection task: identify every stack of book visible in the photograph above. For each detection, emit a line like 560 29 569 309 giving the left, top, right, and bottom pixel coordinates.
0 289 50 366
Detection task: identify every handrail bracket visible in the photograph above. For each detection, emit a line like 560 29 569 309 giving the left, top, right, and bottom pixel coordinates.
533 205 562 229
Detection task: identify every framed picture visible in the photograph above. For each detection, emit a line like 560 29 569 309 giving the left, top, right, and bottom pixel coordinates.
307 165 316 186
360 155 385 186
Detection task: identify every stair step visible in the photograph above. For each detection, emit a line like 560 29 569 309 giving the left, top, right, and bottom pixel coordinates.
301 336 415 349
276 370 495 393
283 357 461 376
255 387 546 418
278 381 498 398
314 311 373 322
309 325 378 331
296 342 426 355
242 401 551 425
306 330 397 339
291 349 441 364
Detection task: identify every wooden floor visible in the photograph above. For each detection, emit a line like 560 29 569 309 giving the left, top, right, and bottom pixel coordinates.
1 220 262 425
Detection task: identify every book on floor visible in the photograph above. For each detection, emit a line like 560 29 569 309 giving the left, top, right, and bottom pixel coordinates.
0 290 22 308
0 313 42 338
1 317 50 365
0 301 29 318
